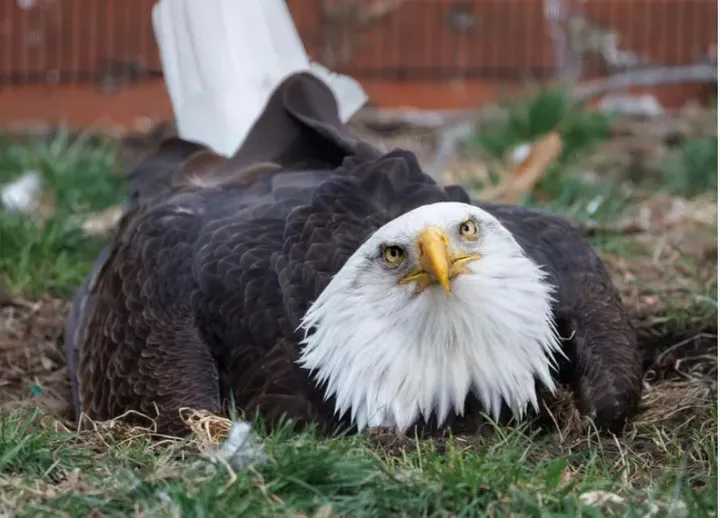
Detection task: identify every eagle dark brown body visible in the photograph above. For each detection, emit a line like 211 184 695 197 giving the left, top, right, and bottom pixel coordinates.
64 73 642 437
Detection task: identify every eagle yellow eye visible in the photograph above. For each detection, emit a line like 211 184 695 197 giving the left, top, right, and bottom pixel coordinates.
459 219 478 239
381 245 405 266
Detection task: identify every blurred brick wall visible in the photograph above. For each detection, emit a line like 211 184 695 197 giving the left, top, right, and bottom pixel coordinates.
0 0 161 84
0 0 715 130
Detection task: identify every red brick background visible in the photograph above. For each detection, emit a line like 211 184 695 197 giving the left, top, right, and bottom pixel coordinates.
0 0 715 130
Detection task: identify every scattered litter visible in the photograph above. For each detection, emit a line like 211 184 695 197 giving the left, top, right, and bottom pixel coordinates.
0 170 55 226
181 409 266 470
585 194 604 215
214 419 266 469
1 170 43 213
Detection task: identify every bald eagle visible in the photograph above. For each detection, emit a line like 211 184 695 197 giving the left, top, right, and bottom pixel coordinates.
65 73 642 437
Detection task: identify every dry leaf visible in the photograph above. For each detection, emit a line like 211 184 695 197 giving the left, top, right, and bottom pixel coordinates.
81 205 124 235
474 132 563 203
579 490 626 513
501 132 563 203
585 192 720 237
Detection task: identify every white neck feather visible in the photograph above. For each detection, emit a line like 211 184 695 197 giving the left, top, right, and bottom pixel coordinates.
296 204 563 432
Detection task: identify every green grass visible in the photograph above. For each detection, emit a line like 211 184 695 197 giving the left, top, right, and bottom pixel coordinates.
661 135 718 198
468 87 612 164
0 130 124 296
0 406 716 517
0 124 717 516
465 88 718 229
530 164 631 223
464 87 630 224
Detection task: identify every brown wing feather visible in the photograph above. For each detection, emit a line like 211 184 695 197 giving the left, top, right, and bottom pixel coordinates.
78 200 222 434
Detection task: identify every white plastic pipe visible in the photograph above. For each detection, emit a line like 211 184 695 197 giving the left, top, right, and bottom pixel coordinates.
152 0 368 156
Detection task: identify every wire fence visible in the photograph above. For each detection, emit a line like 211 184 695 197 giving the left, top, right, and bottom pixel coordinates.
299 0 717 82
0 0 715 88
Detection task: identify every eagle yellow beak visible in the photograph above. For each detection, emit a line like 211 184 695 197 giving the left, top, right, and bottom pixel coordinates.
398 226 481 294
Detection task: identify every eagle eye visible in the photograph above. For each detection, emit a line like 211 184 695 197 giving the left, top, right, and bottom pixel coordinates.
381 245 406 267
458 219 479 239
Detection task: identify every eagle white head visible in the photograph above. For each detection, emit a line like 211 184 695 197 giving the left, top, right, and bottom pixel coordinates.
297 201 563 432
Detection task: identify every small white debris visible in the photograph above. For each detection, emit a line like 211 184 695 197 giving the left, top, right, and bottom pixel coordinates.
509 142 532 165
81 205 125 235
213 419 266 469
1 170 43 213
639 498 688 518
598 94 664 117
586 194 605 215
155 489 182 517
666 499 688 518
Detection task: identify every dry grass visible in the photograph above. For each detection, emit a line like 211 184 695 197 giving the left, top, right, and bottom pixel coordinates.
0 295 71 417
